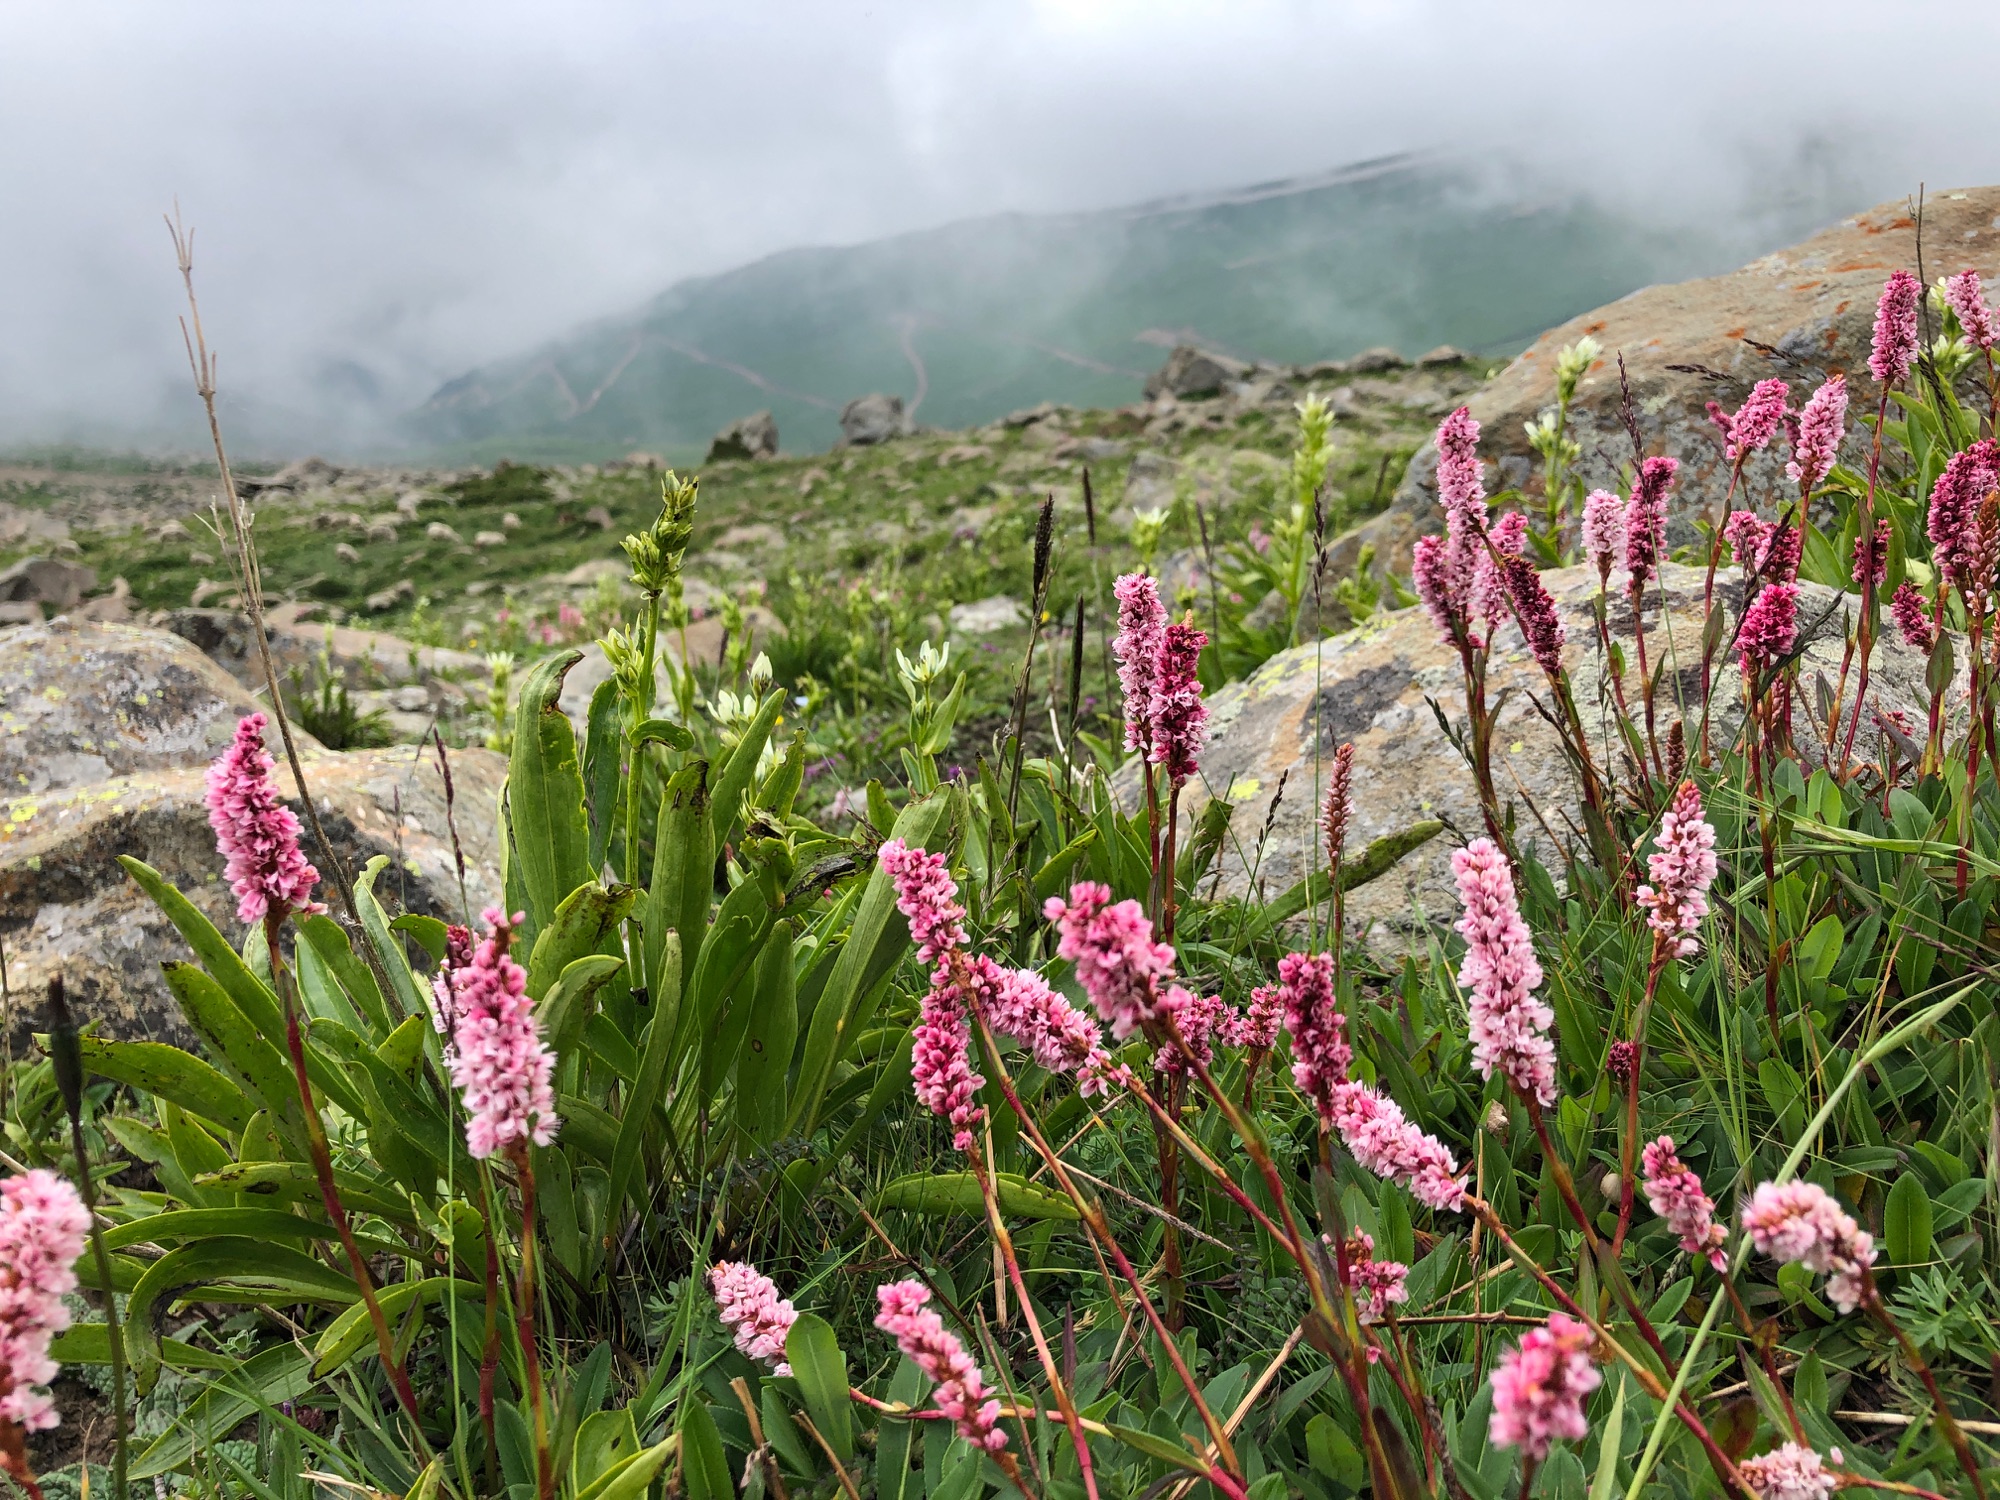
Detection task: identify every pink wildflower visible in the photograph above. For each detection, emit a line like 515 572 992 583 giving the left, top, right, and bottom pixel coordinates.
879 839 966 964
1222 982 1283 1051
1786 376 1847 495
1927 440 2000 585
1113 573 1168 758
709 1261 797 1375
1322 741 1355 871
1155 990 1230 1075
1451 839 1555 1107
985 965 1117 1095
1891 581 1936 651
874 1281 1007 1453
1412 533 1467 647
427 922 474 1066
1436 406 1487 521
912 964 986 1151
1742 1179 1877 1313
1341 1232 1410 1325
1044 881 1176 1041
0 1170 90 1433
1635 781 1717 958
1503 555 1567 679
1473 510 1528 629
1326 1081 1464 1212
1151 619 1208 784
1724 510 1775 576
1623 458 1677 590
1738 1442 1839 1500
1947 268 1996 351
203 712 323 925
1641 1136 1727 1271
1868 270 1921 387
1278 950 1351 1124
1738 582 1800 674
1581 489 1625 579
449 909 560 1158
1488 1313 1600 1460
1707 378 1791 464
1851 517 1890 589
1415 407 1490 647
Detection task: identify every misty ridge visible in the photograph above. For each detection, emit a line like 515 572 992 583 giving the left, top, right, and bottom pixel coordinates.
3 145 1880 464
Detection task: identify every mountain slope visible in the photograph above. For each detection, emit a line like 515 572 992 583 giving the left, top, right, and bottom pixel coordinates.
409 154 1829 462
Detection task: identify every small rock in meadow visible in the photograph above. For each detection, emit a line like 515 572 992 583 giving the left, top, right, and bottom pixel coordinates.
425 521 462 543
365 520 399 544
947 596 1027 635
334 542 361 564
474 530 507 549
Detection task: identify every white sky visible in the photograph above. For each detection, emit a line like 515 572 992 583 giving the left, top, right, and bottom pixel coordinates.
4 0 1998 448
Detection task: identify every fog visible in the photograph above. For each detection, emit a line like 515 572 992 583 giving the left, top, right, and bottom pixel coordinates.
4 0 1998 455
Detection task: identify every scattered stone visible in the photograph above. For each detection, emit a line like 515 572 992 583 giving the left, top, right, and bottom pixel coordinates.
562 558 627 589
1343 347 1409 374
395 492 425 518
0 602 40 625
501 512 522 530
474 530 507 549
839 393 908 446
583 505 615 531
1144 345 1249 400
190 579 226 607
1002 402 1059 429
947 596 1027 634
1123 451 1179 512
73 577 132 623
366 579 416 613
936 444 992 467
706 409 779 462
335 542 361 564
425 521 462 543
0 556 97 612
1416 344 1473 367
1019 419 1069 450
365 520 399 544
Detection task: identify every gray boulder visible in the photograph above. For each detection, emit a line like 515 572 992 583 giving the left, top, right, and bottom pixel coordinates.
839 393 907 446
707 409 779 462
1144 345 1249 401
0 556 97 612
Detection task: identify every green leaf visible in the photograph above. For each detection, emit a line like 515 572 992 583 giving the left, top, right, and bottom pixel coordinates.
643 760 713 1011
783 1312 853 1463
375 1012 429 1079
605 934 681 1219
578 1440 677 1500
676 1401 734 1500
49 1323 235 1372
632 717 694 750
130 1343 315 1479
389 912 449 963
298 913 392 1034
874 1359 927 1500
117 857 285 1038
126 1238 361 1393
584 675 623 876
1885 1172 1934 1267
758 728 806 819
709 689 785 850
873 1170 1080 1221
101 1207 345 1253
691 889 777 1098
1588 1374 1626 1500
734 923 797 1143
509 649 594 945
312 1277 479 1376
189 1161 415 1224
539 953 627 1058
158 962 306 1130
64 1035 254 1134
355 855 429 1022
527 880 637 1001
1108 1421 1212 1476
1254 819 1444 933
788 793 951 1134
569 1403 636 1493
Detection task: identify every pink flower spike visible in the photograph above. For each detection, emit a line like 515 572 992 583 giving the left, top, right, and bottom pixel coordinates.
1723 510 1774 576
1635 781 1717 959
1451 839 1556 1106
874 1280 1008 1452
985 965 1116 1094
1868 270 1921 387
1786 376 1848 496
1321 742 1356 870
1435 406 1487 520
1340 1232 1410 1325
1891 582 1936 652
1503 555 1567 680
709 1261 798 1375
1278 951 1351 1124
1851 518 1890 589
1927 440 2000 586
0 1169 90 1433
1326 1080 1464 1212
911 963 987 1151
203 713 324 926
1623 458 1677 590
1581 490 1625 578
1488 1313 1601 1461
1473 510 1528 629
1947 268 1996 352
1154 989 1230 1075
1742 1179 1877 1313
1640 1136 1727 1271
1412 533 1467 648
1737 582 1800 674
1150 618 1208 784
1113 573 1168 758
1712 378 1791 464
1739 1442 1838 1500
449 908 560 1159
1223 982 1283 1052
879 838 967 964
1043 881 1177 1041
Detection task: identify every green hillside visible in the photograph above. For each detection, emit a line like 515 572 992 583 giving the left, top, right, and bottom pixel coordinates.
408 154 1776 462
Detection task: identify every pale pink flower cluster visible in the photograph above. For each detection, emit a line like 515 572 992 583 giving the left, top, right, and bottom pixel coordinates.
1738 582 1800 674
1451 839 1556 1107
449 908 560 1159
1738 1442 1839 1500
1635 780 1717 958
1741 1180 1877 1314
879 839 967 964
1868 269 1921 387
1113 573 1168 758
1786 376 1848 495
204 712 323 925
1472 510 1528 630
1927 440 2000 587
1341 1232 1410 1326
1706 378 1791 464
1153 620 1209 785
986 966 1118 1095
1488 1312 1600 1461
1044 881 1178 1041
1947 268 1996 351
0 1170 90 1432
1640 1136 1727 1271
1326 1081 1464 1212
1580 490 1625 578
709 1261 797 1375
874 1280 1008 1452
1413 407 1490 647
1221 982 1283 1051
1277 951 1351 1124
1723 510 1775 575
880 840 987 1149
1623 458 1676 591
1154 989 1231 1076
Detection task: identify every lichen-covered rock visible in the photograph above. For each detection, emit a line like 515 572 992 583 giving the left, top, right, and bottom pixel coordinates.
1 744 506 1048
1138 563 1936 949
1357 186 2000 570
1 618 307 797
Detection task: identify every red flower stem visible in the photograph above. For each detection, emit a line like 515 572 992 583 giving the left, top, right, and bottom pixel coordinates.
478 1203 503 1491
507 1143 555 1500
1863 1281 1990 1500
1613 936 1672 1254
266 913 429 1451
